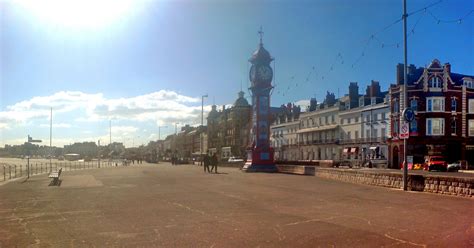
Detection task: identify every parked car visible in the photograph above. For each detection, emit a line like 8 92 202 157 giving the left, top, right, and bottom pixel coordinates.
228 157 244 162
424 156 447 171
447 161 461 172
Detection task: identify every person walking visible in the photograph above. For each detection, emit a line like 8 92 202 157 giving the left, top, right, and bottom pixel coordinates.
203 153 211 173
210 153 218 173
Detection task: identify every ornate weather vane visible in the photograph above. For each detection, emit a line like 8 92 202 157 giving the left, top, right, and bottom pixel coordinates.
258 26 264 44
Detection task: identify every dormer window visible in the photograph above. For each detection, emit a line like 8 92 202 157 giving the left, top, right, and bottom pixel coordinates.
429 76 442 88
464 79 473 89
371 97 376 105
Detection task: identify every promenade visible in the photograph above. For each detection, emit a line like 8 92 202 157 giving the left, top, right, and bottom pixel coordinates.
0 163 472 247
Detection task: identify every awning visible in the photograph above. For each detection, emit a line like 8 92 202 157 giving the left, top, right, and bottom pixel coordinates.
369 146 378 150
343 148 349 153
350 147 358 153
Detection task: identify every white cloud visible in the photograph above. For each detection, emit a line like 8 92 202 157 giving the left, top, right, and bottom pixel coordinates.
0 90 226 147
295 99 310 112
39 123 72 128
0 90 205 128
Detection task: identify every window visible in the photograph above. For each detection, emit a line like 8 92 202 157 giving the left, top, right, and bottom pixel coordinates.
347 131 351 140
410 120 417 134
469 99 474 113
451 98 457 112
325 116 328 125
464 79 473 89
381 113 386 122
451 119 457 135
355 117 359 123
366 130 370 139
348 118 351 124
331 115 335 124
366 115 370 124
393 121 399 136
429 76 442 88
371 97 376 105
381 128 386 138
469 120 474 136
373 114 378 122
393 98 399 113
426 118 445 136
355 130 359 139
427 97 445 112
410 99 417 111
373 129 378 138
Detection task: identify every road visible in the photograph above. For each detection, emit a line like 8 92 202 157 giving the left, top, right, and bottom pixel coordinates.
0 163 472 247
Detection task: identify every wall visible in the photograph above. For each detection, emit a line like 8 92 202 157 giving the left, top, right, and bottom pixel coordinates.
316 168 473 197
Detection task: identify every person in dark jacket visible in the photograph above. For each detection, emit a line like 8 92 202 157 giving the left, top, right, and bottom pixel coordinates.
210 153 218 173
203 154 211 173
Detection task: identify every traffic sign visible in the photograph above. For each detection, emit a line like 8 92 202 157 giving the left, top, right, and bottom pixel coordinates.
400 122 409 139
402 108 415 122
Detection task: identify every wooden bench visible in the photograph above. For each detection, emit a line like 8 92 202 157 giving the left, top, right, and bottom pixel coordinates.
48 168 62 186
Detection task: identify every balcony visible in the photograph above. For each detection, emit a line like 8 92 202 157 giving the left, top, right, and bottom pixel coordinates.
339 137 388 144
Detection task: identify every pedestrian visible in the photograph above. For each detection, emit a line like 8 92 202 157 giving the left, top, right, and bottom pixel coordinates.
203 154 211 173
210 153 218 173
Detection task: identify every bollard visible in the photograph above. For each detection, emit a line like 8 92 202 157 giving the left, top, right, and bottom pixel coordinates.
20 165 22 177
14 165 17 178
3 165 5 181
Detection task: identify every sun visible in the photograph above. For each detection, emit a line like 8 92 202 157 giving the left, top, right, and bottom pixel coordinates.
14 0 139 30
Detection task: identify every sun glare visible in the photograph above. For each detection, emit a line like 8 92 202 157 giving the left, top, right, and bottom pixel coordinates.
16 0 138 30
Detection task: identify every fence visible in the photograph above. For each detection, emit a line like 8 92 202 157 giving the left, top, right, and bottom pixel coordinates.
1 160 138 183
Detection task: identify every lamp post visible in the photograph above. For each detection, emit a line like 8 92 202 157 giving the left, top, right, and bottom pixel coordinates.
158 126 167 141
97 140 101 168
201 94 208 165
26 135 42 179
402 0 409 191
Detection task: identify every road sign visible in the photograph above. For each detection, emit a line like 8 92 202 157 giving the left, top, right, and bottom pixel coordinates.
400 122 409 139
402 108 415 122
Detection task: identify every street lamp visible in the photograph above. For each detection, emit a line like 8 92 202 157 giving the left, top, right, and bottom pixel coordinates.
158 126 167 141
26 135 42 179
201 94 208 165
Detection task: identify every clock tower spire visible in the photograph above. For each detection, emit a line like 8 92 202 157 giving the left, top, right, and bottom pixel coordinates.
242 28 277 173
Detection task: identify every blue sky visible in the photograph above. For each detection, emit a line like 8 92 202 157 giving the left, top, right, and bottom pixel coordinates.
1 0 473 147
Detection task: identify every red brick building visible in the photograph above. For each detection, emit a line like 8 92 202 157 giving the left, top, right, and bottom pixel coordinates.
388 59 474 168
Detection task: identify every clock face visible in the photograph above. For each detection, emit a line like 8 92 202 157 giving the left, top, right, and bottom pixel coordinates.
257 65 273 82
249 65 257 82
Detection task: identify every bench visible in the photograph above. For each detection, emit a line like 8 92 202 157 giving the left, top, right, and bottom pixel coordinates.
48 168 62 186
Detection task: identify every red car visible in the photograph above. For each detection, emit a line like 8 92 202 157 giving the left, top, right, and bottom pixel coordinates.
424 156 447 172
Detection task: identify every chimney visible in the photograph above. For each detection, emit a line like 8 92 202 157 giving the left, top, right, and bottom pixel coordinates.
309 98 317 111
396 63 404 85
349 82 359 109
444 63 451 74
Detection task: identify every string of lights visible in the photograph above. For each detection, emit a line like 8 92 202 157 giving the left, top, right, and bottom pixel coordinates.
273 0 472 104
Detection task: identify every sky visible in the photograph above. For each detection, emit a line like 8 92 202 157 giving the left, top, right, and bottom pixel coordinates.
0 0 473 148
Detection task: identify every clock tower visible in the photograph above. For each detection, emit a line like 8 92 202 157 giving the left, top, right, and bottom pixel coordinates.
242 28 277 173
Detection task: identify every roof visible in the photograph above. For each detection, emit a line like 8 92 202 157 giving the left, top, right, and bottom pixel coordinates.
249 43 273 64
234 91 249 107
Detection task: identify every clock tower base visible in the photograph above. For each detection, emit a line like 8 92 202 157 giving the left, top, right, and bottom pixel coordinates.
242 148 278 173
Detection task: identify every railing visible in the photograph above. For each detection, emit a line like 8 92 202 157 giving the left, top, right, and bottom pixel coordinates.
296 137 388 146
0 160 142 183
298 139 340 145
339 137 388 144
